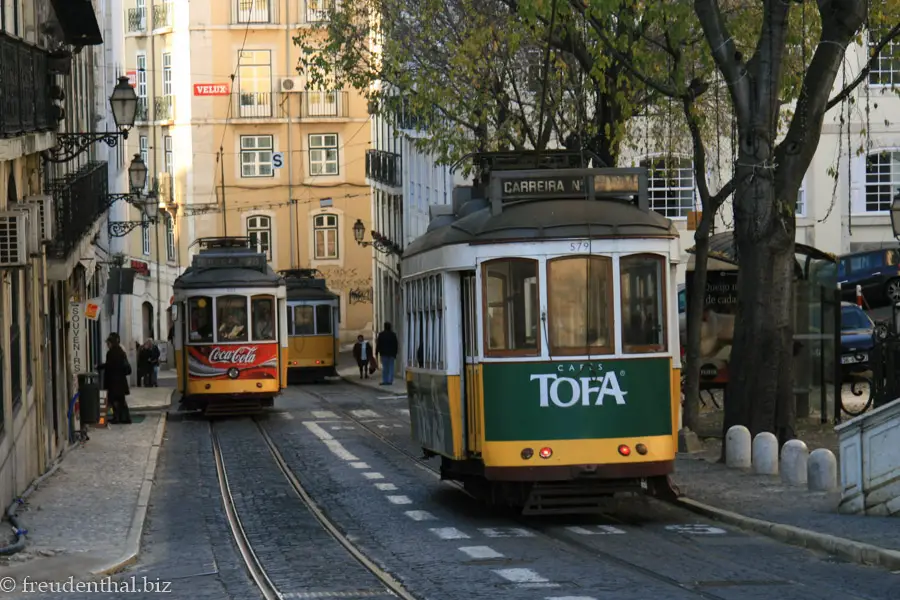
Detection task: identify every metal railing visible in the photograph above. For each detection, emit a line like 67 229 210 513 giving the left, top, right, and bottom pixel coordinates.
154 95 174 121
237 91 272 118
300 90 349 118
136 97 149 122
232 0 278 24
301 0 334 23
47 162 109 260
153 1 173 29
365 150 402 188
0 32 54 137
127 7 147 32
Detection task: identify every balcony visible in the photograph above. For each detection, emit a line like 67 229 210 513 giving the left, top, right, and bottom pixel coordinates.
127 7 147 32
154 95 174 121
136 97 149 122
366 150 401 188
0 32 54 137
299 91 349 119
232 0 278 24
153 1 173 29
302 0 334 24
47 161 108 260
237 91 272 118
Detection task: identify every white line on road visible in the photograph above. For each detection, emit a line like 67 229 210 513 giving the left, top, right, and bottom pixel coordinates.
404 510 435 521
459 546 503 559
546 597 598 600
665 524 727 535
279 412 295 420
479 527 534 538
386 495 412 505
399 409 410 416
566 525 626 535
492 569 555 585
349 462 370 469
375 483 398 491
362 472 384 479
312 410 337 418
351 409 380 418
377 395 407 400
429 527 470 540
303 422 359 461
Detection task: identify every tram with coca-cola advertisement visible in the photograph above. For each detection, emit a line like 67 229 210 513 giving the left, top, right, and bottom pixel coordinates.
172 237 288 414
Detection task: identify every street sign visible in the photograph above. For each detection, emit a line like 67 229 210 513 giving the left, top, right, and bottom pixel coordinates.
272 152 284 169
193 83 230 96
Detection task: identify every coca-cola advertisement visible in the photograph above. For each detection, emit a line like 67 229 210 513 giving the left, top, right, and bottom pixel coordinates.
187 344 279 380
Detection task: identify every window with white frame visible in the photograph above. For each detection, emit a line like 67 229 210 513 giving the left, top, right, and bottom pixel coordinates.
404 274 444 369
247 215 272 260
306 0 333 22
235 0 271 23
139 135 149 192
313 213 338 259
864 151 900 212
136 54 147 120
797 180 806 217
240 135 274 177
640 156 697 219
238 50 272 118
868 35 900 87
164 135 173 174
165 214 176 262
162 52 172 96
142 214 151 255
309 133 338 175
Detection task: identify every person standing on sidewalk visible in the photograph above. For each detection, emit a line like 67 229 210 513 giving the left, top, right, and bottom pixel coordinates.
137 340 152 387
375 322 398 386
98 333 132 424
353 335 373 379
149 339 161 387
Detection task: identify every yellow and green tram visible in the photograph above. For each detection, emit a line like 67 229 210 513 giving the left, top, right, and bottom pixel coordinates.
400 152 682 514
281 269 341 382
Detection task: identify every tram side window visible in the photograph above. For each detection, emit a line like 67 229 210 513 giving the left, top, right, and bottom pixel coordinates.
251 295 276 341
620 254 667 353
483 259 539 356
404 274 444 369
315 305 332 335
547 256 613 354
216 295 249 342
293 305 315 335
188 297 214 343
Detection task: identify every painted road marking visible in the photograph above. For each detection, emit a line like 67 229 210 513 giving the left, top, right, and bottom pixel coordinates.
665 524 727 535
404 510 435 521
479 527 534 538
376 483 398 491
329 425 354 430
350 462 370 469
363 472 384 479
378 424 390 429
566 525 626 535
279 412 295 420
303 422 359 461
387 495 412 504
493 569 555 586
459 546 504 559
546 597 598 600
399 409 410 416
312 410 337 419
377 395 407 400
393 424 404 428
351 409 380 418
429 527 470 540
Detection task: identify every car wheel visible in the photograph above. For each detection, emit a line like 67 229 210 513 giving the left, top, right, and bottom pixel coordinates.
886 278 900 303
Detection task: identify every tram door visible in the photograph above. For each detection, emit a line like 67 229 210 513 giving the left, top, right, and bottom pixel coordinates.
460 271 482 455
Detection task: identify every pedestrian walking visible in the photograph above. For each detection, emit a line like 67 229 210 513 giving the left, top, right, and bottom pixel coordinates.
98 333 132 424
149 339 161 387
375 322 398 386
137 340 152 387
353 334 373 379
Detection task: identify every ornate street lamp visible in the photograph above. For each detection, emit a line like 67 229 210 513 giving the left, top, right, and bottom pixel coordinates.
128 154 148 192
44 75 138 163
352 218 402 256
108 192 161 237
353 218 365 244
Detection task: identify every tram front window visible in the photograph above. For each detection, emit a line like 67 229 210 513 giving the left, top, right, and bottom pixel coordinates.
188 297 213 343
293 305 315 335
620 254 667 353
315 305 332 334
252 295 276 340
483 259 539 355
217 295 248 342
548 256 613 354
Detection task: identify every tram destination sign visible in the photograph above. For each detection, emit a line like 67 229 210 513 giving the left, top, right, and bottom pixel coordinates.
498 172 641 202
194 254 267 270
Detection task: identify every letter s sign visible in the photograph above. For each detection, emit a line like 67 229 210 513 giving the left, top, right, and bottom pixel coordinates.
272 152 284 169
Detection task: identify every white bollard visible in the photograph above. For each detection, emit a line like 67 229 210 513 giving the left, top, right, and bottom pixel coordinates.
781 439 809 486
752 432 779 475
725 425 752 468
807 448 838 492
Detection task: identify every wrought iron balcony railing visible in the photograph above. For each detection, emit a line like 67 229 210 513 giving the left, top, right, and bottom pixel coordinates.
136 97 149 122
154 95 174 121
300 90 349 119
232 0 278 24
365 150 402 188
127 7 147 32
153 2 173 29
47 161 109 260
0 32 54 138
302 0 334 23
237 91 272 118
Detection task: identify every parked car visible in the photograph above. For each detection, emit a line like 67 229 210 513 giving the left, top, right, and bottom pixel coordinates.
840 301 875 377
837 248 900 307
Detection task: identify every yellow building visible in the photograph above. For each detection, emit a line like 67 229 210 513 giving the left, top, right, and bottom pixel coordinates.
121 0 374 349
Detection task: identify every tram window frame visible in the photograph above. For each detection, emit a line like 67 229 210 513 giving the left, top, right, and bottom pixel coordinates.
620 253 668 353
404 274 444 369
187 296 214 343
292 305 316 335
251 295 277 341
315 304 332 335
546 255 615 355
482 258 540 357
216 295 250 343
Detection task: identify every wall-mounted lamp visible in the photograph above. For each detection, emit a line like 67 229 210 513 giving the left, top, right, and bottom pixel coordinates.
353 218 402 256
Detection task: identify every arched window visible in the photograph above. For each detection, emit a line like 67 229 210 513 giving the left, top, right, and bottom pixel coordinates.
314 213 338 259
246 215 272 260
639 156 697 219
864 151 900 213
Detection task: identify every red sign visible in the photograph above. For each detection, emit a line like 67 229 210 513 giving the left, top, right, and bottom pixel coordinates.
131 260 150 276
193 83 230 96
187 343 278 380
126 70 137 87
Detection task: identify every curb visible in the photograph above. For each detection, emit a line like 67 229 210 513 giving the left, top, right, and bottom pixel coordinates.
337 372 406 396
675 497 900 571
90 412 168 577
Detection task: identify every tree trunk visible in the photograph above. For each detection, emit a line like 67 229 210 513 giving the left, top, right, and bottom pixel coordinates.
682 216 714 434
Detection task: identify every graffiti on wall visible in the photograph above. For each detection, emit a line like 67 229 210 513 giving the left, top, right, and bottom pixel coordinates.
349 288 373 304
317 267 372 292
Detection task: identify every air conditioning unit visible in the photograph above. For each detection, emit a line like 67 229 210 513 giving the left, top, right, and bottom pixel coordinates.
10 203 41 253
280 77 303 93
25 194 53 241
0 211 30 267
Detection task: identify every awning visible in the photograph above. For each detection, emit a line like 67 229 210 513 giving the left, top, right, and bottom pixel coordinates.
686 231 837 266
50 0 103 46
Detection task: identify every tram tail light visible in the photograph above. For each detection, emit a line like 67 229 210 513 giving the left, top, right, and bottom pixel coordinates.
635 443 648 455
539 447 553 459
618 444 631 456
521 448 534 460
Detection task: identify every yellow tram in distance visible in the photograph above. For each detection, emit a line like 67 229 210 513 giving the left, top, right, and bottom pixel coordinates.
281 269 341 383
172 237 288 414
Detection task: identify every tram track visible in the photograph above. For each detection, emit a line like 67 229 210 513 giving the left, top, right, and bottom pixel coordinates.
210 418 420 600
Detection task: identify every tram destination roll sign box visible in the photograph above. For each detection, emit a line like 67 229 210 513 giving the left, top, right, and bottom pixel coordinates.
499 173 640 201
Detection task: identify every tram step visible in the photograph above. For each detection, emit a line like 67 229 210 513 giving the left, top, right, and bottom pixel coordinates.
204 400 269 416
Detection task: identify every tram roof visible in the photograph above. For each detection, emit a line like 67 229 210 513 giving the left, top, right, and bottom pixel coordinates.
280 269 340 300
175 237 283 289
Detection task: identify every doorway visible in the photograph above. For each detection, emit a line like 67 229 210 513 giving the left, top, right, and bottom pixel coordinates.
142 301 154 341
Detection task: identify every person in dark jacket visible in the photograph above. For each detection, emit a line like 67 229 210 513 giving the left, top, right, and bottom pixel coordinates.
375 322 399 386
98 333 132 424
137 340 153 387
352 334 373 378
149 340 161 387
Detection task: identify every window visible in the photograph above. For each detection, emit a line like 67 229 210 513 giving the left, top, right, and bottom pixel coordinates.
164 135 173 175
640 156 697 219
287 304 333 336
404 274 444 368
241 135 274 177
306 0 333 22
864 151 900 212
139 135 149 192
10 271 20 406
136 0 146 28
246 215 272 259
309 134 338 175
620 254 667 353
216 295 248 342
483 259 538 356
314 213 338 259
235 0 271 23
315 305 332 334
187 296 213 343
165 214 176 262
868 36 899 87
797 181 806 217
251 295 276 340
547 256 613 355
142 214 151 255
238 50 272 118
162 52 172 96
292 305 315 335
136 54 147 120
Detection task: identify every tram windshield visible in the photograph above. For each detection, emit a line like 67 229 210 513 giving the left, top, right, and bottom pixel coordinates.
620 255 667 352
251 295 276 340
547 256 612 354
288 303 333 336
217 295 248 342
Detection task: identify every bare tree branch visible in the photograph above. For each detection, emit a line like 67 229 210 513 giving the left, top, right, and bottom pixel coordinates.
826 21 900 110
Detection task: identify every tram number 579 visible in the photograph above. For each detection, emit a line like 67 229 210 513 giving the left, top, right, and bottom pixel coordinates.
569 240 591 252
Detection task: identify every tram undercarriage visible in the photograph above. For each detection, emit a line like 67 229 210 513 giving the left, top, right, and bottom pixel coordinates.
180 394 275 416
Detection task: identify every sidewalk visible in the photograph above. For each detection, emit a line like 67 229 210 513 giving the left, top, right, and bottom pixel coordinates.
0 388 172 589
336 352 407 396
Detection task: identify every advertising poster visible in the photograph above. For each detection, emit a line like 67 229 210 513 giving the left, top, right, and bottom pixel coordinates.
187 344 278 380
684 270 738 386
84 298 102 321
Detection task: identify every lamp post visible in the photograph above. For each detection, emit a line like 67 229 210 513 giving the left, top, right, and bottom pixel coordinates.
44 76 138 163
352 218 403 256
108 194 161 237
128 154 148 192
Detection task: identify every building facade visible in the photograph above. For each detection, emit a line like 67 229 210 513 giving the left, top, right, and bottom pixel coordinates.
122 0 374 348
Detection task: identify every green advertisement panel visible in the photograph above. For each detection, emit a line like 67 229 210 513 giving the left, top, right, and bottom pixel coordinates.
481 358 672 441
407 372 455 456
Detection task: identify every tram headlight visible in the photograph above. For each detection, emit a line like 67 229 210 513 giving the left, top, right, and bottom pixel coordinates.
521 448 534 460
228 367 240 379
